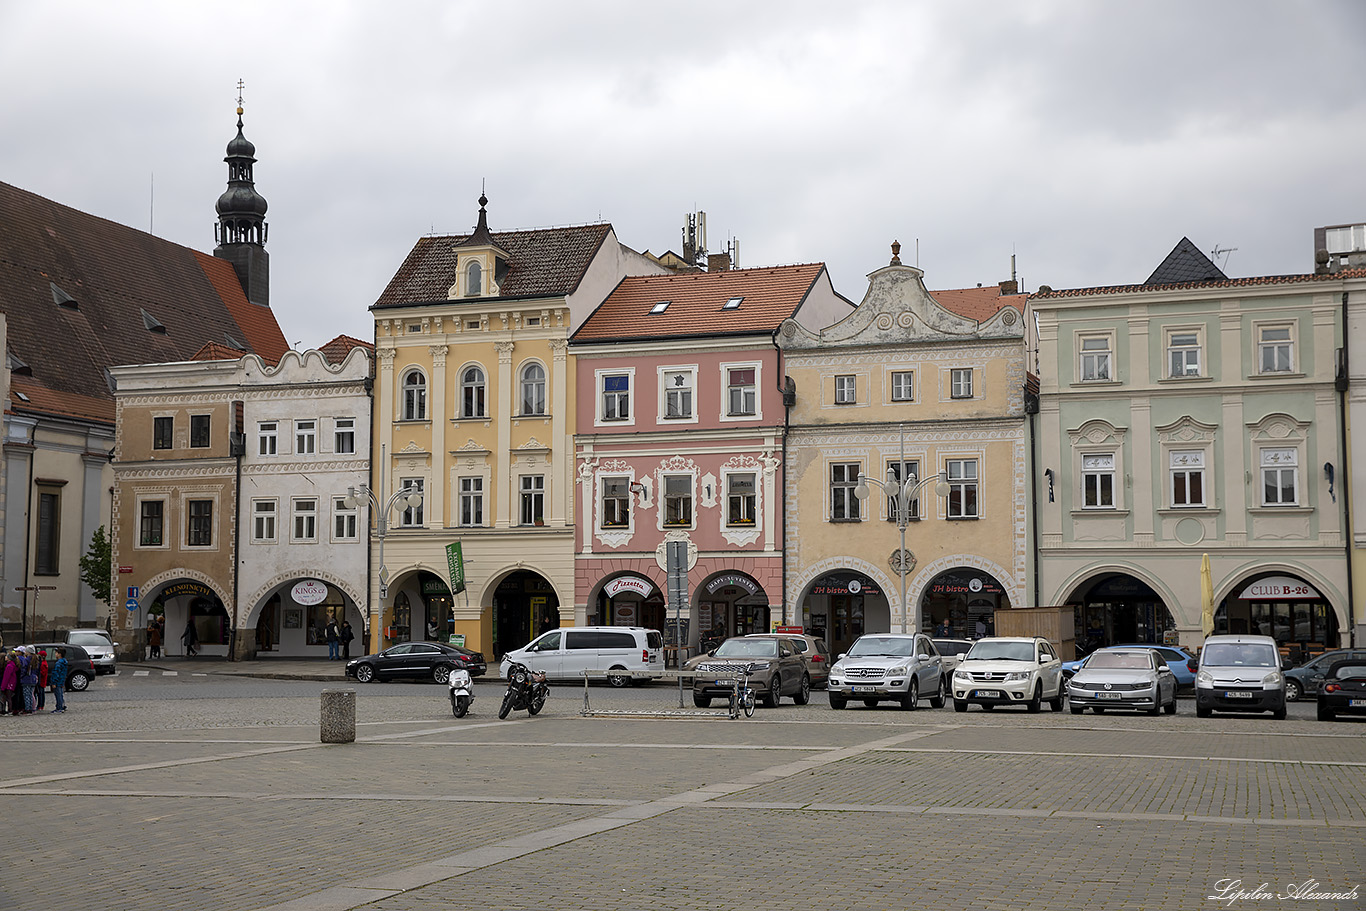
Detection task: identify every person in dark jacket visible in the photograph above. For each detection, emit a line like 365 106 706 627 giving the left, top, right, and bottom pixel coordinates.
326 618 340 660
340 620 355 659
35 650 48 711
49 647 68 713
181 618 199 657
18 647 38 714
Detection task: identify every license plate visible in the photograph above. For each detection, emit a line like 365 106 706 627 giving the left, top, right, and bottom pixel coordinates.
715 680 729 686
852 685 876 694
1096 692 1122 700
974 690 1000 699
1350 699 1366 707
1224 690 1254 699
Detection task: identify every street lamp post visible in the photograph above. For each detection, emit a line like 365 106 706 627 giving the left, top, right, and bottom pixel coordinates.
344 483 424 650
854 424 950 635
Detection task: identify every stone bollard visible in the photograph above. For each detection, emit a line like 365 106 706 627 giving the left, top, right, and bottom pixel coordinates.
320 689 356 743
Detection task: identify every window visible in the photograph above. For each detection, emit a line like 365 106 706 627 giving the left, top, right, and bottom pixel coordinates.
399 478 424 527
650 301 670 314
728 367 756 415
723 296 743 310
459 477 484 527
890 371 914 402
1170 450 1205 508
946 459 979 518
727 473 756 526
466 260 482 296
190 414 211 448
602 477 630 527
1257 324 1294 374
520 475 545 526
252 500 276 542
1325 224 1366 254
35 490 60 573
834 374 856 405
139 500 164 547
830 463 861 521
153 416 173 450
334 418 355 454
187 499 213 546
1079 335 1112 382
602 374 630 421
333 497 358 539
292 498 317 542
521 363 546 415
403 371 427 420
295 420 316 455
886 460 920 522
664 371 693 419
950 368 974 398
1261 449 1298 506
1082 454 1115 508
461 366 486 418
663 475 692 526
1167 330 1201 378
258 421 277 456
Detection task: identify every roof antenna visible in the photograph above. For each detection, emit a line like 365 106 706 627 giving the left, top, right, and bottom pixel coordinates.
149 171 154 234
1211 245 1237 270
915 238 920 268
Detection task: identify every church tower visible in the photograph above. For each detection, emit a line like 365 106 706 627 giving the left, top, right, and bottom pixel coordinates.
213 89 270 307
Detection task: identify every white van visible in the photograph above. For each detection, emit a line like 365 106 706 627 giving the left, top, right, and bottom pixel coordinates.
500 626 663 686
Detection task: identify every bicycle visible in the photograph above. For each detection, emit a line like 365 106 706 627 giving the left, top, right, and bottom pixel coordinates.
728 662 759 718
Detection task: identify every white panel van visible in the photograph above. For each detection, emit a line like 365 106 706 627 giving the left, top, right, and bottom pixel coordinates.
500 626 663 686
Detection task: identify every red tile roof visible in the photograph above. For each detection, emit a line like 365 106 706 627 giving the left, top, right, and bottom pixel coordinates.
929 286 1027 322
572 263 829 342
372 224 613 308
318 334 374 365
0 180 289 427
1032 268 1366 299
189 342 248 362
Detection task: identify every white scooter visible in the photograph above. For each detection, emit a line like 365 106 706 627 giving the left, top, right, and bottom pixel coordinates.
448 667 475 717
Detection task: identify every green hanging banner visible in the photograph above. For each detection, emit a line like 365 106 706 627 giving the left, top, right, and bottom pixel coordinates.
445 541 466 595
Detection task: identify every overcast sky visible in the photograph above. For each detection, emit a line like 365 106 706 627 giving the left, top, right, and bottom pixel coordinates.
3 1 1363 349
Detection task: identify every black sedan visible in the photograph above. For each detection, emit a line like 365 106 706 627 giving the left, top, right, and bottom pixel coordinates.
346 642 486 684
1317 661 1366 722
27 643 96 691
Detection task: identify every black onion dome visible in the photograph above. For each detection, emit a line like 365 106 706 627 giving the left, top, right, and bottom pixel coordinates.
225 110 256 159
216 184 268 217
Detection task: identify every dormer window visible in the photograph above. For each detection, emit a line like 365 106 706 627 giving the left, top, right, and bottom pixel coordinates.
142 309 167 334
466 261 482 297
650 301 670 314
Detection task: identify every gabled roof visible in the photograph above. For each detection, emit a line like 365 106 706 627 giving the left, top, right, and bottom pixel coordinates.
318 334 374 365
0 180 289 425
1145 237 1228 285
929 286 1026 322
572 263 828 343
189 342 248 362
372 224 613 309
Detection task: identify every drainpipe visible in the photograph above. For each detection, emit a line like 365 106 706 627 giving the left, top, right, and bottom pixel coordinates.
21 445 34 642
364 369 375 655
1028 409 1040 608
1337 290 1356 646
229 401 244 662
773 326 789 626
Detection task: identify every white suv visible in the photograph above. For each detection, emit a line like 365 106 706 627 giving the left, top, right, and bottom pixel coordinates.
952 636 1064 713
67 629 116 675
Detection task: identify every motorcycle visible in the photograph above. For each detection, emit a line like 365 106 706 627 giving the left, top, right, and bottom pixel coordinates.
498 661 549 719
448 667 475 718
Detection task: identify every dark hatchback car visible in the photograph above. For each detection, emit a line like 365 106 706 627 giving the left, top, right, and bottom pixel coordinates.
1317 661 1366 722
346 642 487 684
1285 649 1366 701
25 643 96 691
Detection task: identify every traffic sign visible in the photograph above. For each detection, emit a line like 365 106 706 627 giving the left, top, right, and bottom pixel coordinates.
127 585 140 600
125 598 138 612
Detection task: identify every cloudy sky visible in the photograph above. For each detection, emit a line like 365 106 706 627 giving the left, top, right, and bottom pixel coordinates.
3 1 1363 349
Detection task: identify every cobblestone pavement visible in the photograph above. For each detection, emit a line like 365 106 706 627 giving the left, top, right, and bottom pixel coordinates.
0 673 1361 911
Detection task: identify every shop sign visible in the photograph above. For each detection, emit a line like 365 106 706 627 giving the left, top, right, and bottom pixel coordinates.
705 573 760 596
604 576 654 598
160 581 217 600
118 565 134 574
291 580 328 606
809 576 881 597
1239 576 1320 600
927 573 1005 597
422 579 452 596
614 603 638 625
776 625 805 635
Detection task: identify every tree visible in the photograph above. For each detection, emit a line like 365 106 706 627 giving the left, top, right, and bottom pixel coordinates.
79 525 112 605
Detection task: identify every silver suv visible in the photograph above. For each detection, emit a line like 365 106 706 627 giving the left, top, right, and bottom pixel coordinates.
66 629 116 675
827 633 946 710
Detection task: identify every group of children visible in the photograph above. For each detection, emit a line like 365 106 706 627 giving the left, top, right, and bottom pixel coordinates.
0 645 68 715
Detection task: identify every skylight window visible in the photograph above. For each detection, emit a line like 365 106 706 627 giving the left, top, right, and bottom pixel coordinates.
224 333 245 350
650 301 670 314
51 283 78 309
723 297 743 310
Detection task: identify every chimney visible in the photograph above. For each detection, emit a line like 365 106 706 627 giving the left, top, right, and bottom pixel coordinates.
708 252 731 272
999 279 1019 295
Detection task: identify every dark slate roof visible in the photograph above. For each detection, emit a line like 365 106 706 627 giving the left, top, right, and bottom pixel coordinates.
372 224 613 309
0 180 289 425
1144 237 1228 285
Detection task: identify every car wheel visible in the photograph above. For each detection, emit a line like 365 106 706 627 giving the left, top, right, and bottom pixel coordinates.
1049 683 1065 712
694 694 712 708
1272 705 1287 720
355 664 375 684
1285 679 1302 702
1317 703 1335 722
68 671 91 692
1164 693 1178 715
432 665 451 685
607 668 630 688
1026 683 1042 713
930 676 946 709
763 678 780 708
1070 705 1084 715
1196 704 1211 718
793 674 811 705
953 699 968 712
829 694 847 710
900 678 919 711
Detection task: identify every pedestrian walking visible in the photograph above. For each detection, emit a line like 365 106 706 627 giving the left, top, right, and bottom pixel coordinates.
49 647 68 713
35 649 48 711
148 619 162 659
325 617 340 660
1 651 17 716
19 646 38 714
340 620 354 660
181 618 199 658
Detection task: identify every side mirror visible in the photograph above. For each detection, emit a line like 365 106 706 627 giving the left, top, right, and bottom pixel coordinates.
1039 655 1049 665
917 653 930 662
1158 666 1172 675
780 648 792 658
837 653 846 662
